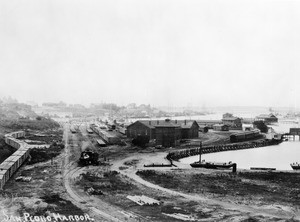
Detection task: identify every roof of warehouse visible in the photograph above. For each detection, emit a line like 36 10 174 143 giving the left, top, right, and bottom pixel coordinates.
129 120 198 129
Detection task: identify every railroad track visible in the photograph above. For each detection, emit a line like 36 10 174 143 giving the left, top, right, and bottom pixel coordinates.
63 123 149 222
63 165 124 222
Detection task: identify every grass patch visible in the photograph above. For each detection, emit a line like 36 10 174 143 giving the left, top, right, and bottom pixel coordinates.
136 170 300 206
77 170 136 193
28 143 64 164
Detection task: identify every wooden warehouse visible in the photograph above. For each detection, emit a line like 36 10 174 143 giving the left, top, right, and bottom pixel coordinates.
126 119 199 147
255 113 278 124
222 117 242 130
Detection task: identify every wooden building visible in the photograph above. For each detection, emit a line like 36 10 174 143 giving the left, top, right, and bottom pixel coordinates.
126 121 155 139
255 114 278 124
222 117 242 130
179 120 199 139
126 119 199 147
155 123 181 147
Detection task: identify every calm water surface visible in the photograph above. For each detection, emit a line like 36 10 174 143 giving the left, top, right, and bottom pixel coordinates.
180 140 300 170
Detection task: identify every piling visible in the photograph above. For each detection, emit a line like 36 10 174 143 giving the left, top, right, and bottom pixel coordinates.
232 163 237 173
167 139 282 161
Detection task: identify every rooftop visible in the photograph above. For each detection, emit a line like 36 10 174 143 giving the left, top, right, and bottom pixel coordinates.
133 119 198 129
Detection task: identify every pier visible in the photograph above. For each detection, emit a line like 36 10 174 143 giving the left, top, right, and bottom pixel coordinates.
166 139 282 161
282 128 300 141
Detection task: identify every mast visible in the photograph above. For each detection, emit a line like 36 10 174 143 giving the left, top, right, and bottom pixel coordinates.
199 141 202 162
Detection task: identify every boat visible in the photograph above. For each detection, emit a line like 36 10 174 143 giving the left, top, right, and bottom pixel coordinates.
190 160 234 169
290 162 300 170
190 142 236 169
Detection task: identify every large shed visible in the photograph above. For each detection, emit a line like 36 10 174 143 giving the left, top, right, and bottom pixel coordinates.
126 119 199 146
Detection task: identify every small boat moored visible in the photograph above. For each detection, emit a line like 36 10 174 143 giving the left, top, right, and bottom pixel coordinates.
291 162 300 170
190 160 235 169
190 141 236 172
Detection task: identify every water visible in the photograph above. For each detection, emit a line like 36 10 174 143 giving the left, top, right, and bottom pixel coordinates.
180 140 300 170
178 112 300 171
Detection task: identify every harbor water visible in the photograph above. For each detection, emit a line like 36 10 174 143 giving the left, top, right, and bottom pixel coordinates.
180 139 300 170
178 112 300 171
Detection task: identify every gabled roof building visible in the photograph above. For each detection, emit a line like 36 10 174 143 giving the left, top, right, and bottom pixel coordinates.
255 113 278 123
126 119 199 147
222 117 242 130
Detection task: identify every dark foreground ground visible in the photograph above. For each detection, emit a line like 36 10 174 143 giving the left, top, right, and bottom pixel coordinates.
137 169 300 212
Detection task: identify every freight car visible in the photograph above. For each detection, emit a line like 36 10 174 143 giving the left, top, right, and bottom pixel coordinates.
230 129 261 143
0 131 31 189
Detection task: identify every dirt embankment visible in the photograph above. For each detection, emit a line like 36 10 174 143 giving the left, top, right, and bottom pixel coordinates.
136 169 300 219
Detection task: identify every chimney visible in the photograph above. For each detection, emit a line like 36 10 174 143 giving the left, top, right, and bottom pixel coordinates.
175 119 177 124
184 120 186 125
149 121 151 125
157 120 159 125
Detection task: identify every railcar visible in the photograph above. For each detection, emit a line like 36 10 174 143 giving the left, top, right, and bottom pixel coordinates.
230 130 260 143
0 131 30 189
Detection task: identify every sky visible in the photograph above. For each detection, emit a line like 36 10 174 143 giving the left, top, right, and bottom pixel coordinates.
0 0 300 108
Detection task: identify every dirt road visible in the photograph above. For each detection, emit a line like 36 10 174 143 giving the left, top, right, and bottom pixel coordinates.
62 123 145 222
111 154 300 220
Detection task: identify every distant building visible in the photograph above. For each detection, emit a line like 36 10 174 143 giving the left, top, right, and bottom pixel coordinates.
197 120 222 129
266 127 282 140
213 124 229 131
222 117 242 130
223 113 234 118
126 119 199 147
255 113 278 124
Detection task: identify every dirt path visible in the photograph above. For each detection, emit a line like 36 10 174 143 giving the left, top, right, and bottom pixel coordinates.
111 154 300 220
62 123 145 222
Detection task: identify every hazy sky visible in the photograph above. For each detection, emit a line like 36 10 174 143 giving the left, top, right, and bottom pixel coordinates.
1 0 300 107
